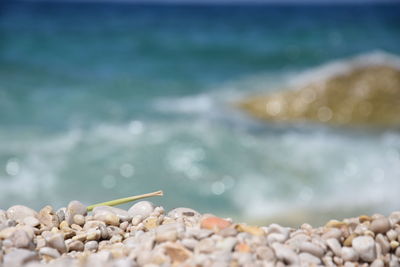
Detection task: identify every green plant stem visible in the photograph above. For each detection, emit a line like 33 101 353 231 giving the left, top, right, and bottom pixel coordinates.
86 190 163 212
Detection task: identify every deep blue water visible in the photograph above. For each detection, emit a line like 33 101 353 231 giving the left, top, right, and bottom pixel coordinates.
1 2 400 225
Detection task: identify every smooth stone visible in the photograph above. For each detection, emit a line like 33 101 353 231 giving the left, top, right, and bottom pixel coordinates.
85 240 99 252
38 206 59 228
216 237 237 251
376 233 390 254
370 218 391 234
67 240 84 252
128 201 154 218
299 252 321 264
92 206 131 222
371 258 384 267
352 235 376 262
86 228 101 241
7 205 38 222
155 223 178 243
322 228 343 240
272 243 299 265
23 216 40 227
83 220 106 230
3 248 38 266
389 212 400 226
181 238 198 251
94 211 120 226
39 247 60 258
326 238 342 257
45 233 67 254
200 216 231 231
10 229 33 249
73 214 85 226
65 201 87 225
256 246 275 261
299 241 325 258
341 247 359 262
167 207 200 219
56 208 66 223
186 227 213 240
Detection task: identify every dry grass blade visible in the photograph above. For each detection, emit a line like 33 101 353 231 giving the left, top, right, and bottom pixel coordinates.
86 190 163 211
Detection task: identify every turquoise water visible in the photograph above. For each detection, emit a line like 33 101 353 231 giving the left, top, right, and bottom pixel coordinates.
1 2 400 225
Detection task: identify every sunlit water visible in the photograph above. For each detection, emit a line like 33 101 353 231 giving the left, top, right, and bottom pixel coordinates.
1 2 400 226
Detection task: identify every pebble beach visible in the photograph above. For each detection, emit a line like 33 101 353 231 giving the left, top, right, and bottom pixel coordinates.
1 201 400 267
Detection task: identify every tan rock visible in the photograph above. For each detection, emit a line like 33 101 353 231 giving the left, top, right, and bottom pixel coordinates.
163 242 192 263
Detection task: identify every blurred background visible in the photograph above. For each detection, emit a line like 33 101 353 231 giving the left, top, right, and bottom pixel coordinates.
1 0 399 227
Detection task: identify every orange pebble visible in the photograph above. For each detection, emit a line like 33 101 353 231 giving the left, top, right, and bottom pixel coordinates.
200 216 231 231
235 243 251 253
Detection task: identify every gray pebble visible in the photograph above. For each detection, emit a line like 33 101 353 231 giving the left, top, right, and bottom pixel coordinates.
23 216 40 227
85 240 99 252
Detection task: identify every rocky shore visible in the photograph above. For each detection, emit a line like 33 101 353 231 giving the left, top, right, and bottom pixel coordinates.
1 202 400 266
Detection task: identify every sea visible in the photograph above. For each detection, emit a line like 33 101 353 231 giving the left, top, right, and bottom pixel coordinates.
1 1 400 226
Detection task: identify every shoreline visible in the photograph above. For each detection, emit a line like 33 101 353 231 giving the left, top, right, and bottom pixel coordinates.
1 201 400 266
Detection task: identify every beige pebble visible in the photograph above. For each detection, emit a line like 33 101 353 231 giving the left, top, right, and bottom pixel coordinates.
370 218 391 234
39 247 60 259
67 240 84 252
65 201 87 225
387 229 398 241
376 234 390 254
73 214 85 226
94 212 120 226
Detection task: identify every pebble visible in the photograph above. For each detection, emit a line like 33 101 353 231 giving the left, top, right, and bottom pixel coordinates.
45 233 67 254
200 216 231 231
93 206 131 222
272 243 299 265
67 240 84 252
341 247 359 262
299 241 325 258
7 206 38 222
85 240 99 251
93 211 120 226
39 247 60 259
352 235 376 262
3 202 400 267
65 201 87 225
23 216 40 227
370 218 391 234
128 201 154 218
10 229 33 249
3 248 37 266
326 238 342 257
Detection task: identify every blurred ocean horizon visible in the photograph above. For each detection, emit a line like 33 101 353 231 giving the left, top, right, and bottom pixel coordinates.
1 1 400 226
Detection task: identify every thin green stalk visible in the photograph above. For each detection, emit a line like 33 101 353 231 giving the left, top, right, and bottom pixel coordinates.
87 190 163 212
